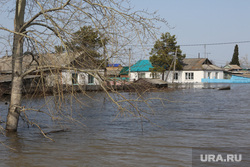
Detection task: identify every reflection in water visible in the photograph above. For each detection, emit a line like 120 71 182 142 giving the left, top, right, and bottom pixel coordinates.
0 84 250 166
4 132 28 167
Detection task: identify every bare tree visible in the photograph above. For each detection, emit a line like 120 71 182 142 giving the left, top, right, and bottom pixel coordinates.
0 0 166 133
239 54 250 68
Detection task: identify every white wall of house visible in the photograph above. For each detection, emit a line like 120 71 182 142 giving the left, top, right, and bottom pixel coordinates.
164 70 224 83
129 72 160 81
46 74 61 87
203 71 224 80
61 71 72 85
47 70 103 86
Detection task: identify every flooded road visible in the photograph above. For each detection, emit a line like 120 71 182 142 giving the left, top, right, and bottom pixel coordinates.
1 84 250 166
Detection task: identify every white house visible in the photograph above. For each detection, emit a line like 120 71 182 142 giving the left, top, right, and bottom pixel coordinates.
164 58 224 83
43 52 105 87
129 60 160 81
46 69 104 87
61 70 104 85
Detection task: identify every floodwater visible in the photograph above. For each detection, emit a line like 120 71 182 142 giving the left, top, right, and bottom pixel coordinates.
1 84 250 167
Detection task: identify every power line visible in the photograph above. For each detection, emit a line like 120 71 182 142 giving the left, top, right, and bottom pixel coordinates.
123 40 250 47
180 40 250 47
1 40 250 57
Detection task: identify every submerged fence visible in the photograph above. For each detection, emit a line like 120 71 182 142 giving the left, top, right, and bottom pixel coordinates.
202 75 250 83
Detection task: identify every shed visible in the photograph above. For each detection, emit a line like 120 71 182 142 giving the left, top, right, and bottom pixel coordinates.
119 66 129 78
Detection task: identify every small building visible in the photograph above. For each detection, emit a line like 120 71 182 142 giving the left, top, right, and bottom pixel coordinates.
224 64 242 72
129 60 160 81
165 58 224 83
223 64 243 79
46 53 104 87
45 69 104 87
119 66 129 78
106 64 123 77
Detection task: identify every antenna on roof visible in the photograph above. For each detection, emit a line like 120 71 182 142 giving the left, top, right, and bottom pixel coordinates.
204 44 206 58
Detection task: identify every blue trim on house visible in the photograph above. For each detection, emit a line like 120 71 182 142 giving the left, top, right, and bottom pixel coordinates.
202 75 250 83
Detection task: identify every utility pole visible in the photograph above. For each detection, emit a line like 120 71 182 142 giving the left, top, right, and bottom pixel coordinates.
103 42 107 77
129 48 131 80
172 48 177 83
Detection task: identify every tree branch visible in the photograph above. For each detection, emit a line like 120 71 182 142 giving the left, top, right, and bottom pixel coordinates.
20 65 103 78
20 0 71 32
29 23 60 37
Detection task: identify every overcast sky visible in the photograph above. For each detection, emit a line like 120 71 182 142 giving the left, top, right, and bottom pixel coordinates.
132 0 250 66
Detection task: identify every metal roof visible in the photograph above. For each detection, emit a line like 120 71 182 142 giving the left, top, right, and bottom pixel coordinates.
107 64 121 67
119 66 129 75
130 60 153 72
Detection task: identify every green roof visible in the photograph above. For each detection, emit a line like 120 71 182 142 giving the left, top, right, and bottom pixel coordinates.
130 60 153 72
119 66 129 75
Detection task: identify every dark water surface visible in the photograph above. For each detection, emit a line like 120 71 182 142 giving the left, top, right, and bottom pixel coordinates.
1 84 250 167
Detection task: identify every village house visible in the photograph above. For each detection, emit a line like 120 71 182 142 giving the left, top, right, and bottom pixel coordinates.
0 54 45 95
129 60 160 81
164 58 224 83
119 66 129 78
44 52 104 87
0 52 104 89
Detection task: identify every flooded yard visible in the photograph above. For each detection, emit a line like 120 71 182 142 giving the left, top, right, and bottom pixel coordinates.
1 84 250 166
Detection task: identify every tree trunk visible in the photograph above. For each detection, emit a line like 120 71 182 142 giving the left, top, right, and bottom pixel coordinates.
162 72 164 80
6 0 26 132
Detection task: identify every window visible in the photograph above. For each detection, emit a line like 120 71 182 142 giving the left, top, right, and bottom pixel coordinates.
185 72 194 80
88 74 94 84
174 73 178 80
138 72 146 78
72 73 78 85
152 72 156 79
208 72 211 79
215 72 218 79
152 72 159 79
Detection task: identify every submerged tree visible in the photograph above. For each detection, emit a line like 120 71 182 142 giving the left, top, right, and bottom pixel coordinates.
149 32 185 80
0 0 165 132
230 44 240 66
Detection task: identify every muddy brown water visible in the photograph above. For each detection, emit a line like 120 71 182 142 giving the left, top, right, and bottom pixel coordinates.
1 84 250 167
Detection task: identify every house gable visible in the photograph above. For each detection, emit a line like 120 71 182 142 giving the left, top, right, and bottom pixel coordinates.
224 64 242 71
182 58 222 71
